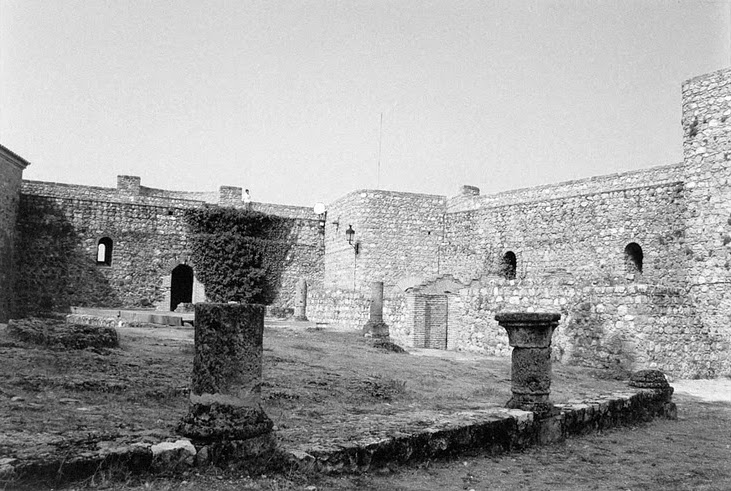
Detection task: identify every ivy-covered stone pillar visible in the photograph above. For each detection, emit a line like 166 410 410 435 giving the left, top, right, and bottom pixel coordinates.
363 281 389 340
177 303 273 442
495 312 561 415
294 278 308 321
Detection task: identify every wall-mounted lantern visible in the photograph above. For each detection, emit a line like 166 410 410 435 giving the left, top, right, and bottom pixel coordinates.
346 225 360 254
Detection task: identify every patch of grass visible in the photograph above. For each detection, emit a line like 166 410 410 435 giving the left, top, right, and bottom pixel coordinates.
347 375 407 401
287 343 326 353
0 320 634 489
471 385 501 399
179 342 195 355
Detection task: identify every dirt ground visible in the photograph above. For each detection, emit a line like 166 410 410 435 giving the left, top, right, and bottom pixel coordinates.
2 319 723 490
0 320 629 461
97 392 731 491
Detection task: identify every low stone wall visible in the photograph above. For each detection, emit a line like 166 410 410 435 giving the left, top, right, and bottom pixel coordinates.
6 318 119 350
447 278 717 379
308 288 408 337
285 274 723 379
286 389 675 474
0 387 675 486
66 312 186 327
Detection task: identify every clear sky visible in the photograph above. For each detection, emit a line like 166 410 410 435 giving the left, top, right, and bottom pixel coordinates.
1 1 730 208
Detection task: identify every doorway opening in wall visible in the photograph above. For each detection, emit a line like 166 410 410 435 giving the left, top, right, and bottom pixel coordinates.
170 264 194 311
414 294 448 350
624 242 643 277
501 251 517 280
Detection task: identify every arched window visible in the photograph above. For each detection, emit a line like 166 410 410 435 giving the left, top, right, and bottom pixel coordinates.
502 251 517 280
624 242 643 275
96 237 113 266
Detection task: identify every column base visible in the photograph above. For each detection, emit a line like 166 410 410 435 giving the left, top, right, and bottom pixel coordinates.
177 402 273 442
506 397 559 418
363 320 390 340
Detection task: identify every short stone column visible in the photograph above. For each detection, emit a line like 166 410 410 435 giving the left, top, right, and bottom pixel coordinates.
177 303 273 442
495 312 561 415
294 278 308 321
363 281 389 340
628 369 678 420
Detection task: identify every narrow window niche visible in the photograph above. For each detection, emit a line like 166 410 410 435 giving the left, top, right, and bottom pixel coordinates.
97 237 113 266
624 242 643 277
502 251 517 280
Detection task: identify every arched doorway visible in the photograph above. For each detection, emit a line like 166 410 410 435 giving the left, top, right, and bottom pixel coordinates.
170 264 194 311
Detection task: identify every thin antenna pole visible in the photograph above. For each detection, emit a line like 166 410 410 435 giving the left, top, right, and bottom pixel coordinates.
377 112 383 189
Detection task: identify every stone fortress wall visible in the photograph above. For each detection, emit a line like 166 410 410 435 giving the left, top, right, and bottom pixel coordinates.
5 66 731 378
446 162 687 213
15 177 323 315
676 67 731 377
323 190 446 289
0 145 30 322
318 67 731 378
440 180 688 287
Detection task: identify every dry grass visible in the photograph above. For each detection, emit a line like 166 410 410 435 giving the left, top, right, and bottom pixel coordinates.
88 397 731 490
2 320 721 491
261 324 628 447
0 320 629 478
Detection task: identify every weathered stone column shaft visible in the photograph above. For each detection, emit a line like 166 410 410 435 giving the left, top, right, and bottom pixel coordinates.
495 312 560 413
178 303 273 442
510 347 552 399
363 281 389 340
294 278 308 321
369 281 384 323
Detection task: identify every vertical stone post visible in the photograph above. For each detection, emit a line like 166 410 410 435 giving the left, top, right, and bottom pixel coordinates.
294 278 308 321
177 303 273 442
363 281 389 340
494 312 561 415
369 281 384 323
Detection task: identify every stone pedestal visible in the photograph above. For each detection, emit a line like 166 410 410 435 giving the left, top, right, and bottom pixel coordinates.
294 278 308 321
628 369 677 419
363 281 389 340
177 303 273 442
495 312 561 415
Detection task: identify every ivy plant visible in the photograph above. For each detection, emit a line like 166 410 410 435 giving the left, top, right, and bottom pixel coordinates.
184 207 294 305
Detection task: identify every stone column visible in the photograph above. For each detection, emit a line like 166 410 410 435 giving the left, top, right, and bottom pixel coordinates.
495 312 561 415
628 369 677 419
363 281 389 340
177 303 273 442
294 278 308 321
